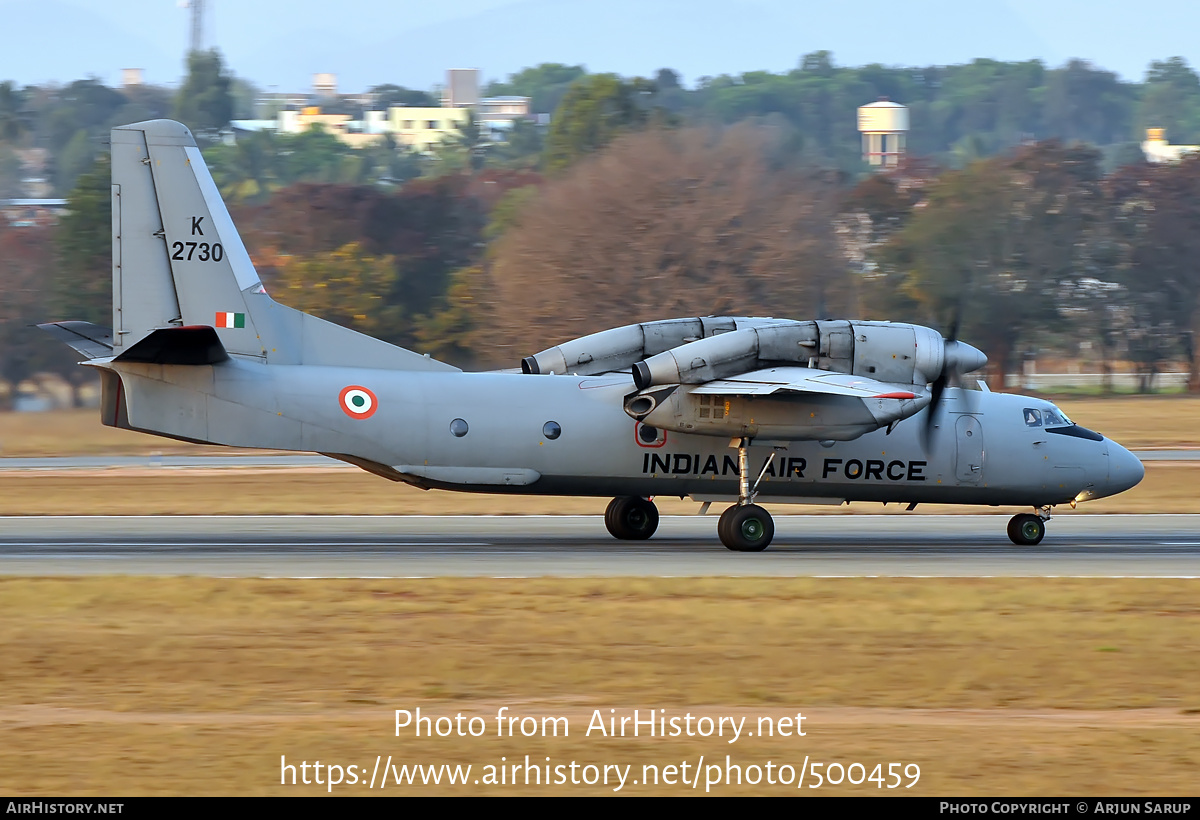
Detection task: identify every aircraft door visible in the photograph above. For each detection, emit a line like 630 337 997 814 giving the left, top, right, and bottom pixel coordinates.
955 415 985 484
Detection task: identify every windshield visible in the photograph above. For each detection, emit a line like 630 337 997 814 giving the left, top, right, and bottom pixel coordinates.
1046 406 1072 426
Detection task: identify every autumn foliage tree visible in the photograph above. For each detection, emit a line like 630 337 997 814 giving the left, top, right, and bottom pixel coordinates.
487 126 851 362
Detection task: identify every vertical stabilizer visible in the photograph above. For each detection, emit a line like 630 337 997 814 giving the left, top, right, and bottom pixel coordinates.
113 119 269 358
109 120 458 372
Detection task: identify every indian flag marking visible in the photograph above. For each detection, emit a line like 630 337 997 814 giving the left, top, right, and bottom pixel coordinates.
339 385 378 419
215 312 245 328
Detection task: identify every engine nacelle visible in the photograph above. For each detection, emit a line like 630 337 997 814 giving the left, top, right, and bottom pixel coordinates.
630 320 975 390
521 316 805 376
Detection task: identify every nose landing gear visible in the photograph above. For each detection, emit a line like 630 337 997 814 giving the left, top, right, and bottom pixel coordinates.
1007 506 1051 545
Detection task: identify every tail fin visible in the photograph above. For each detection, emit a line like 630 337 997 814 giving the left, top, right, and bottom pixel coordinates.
109 119 457 372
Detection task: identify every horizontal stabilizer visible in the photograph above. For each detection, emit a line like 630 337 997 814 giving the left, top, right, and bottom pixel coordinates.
112 326 229 365
37 322 114 360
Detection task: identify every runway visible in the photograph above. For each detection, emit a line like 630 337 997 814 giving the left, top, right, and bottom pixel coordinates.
1 514 1199 577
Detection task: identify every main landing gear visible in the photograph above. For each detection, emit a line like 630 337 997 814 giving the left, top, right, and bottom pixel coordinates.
1007 506 1051 546
718 437 775 552
604 495 659 540
604 438 777 551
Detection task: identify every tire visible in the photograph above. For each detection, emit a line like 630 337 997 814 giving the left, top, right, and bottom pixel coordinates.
604 496 659 540
718 505 738 547
719 504 774 552
1007 513 1045 546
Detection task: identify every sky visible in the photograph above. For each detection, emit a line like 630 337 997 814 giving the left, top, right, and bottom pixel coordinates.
2 0 1199 92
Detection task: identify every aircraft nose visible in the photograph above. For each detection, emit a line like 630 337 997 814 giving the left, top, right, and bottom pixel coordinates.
1105 440 1144 497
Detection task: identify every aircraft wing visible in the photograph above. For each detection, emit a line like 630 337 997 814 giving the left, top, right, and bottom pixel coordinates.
688 366 922 400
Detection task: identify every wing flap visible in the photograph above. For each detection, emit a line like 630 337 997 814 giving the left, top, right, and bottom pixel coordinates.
689 366 921 399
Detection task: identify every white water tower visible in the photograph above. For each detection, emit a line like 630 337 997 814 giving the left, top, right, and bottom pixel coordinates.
858 98 909 168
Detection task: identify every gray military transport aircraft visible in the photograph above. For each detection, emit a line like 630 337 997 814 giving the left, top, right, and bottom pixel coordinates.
40 120 1144 552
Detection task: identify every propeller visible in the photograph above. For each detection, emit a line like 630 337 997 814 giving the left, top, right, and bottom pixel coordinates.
921 311 987 450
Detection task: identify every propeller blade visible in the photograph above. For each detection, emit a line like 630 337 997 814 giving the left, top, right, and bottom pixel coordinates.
922 372 947 451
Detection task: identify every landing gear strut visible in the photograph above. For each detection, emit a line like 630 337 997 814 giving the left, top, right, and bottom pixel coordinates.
605 496 659 540
719 437 775 552
1007 506 1050 546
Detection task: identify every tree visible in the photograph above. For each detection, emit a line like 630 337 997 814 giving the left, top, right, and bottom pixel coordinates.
54 154 111 327
0 81 27 143
490 118 544 168
434 111 489 174
271 243 401 342
54 128 96 194
878 141 1103 388
484 64 586 115
490 126 850 359
173 49 234 137
1137 57 1200 144
542 74 656 173
0 225 62 409
369 84 438 110
1111 155 1200 390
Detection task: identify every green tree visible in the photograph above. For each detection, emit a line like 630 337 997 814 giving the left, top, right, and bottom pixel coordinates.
491 118 544 169
1137 57 1200 144
0 144 22 198
0 81 27 143
880 141 1103 387
434 111 489 174
204 130 281 203
173 49 234 137
485 63 586 115
542 74 654 174
54 154 112 327
54 129 97 194
370 84 438 109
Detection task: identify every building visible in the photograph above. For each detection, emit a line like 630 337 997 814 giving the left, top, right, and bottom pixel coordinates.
444 69 480 108
231 68 534 153
1 198 68 227
386 107 471 152
1142 128 1200 163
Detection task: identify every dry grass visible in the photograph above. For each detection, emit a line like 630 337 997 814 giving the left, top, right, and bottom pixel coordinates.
2 395 1199 458
0 461 1195 515
1 577 1198 795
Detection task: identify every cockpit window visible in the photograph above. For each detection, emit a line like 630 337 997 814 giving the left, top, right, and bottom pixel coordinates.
1023 408 1042 427
1043 409 1065 425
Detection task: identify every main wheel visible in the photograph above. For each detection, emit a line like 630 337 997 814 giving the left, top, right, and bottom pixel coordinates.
604 496 659 540
717 505 738 546
1007 513 1045 546
719 504 775 552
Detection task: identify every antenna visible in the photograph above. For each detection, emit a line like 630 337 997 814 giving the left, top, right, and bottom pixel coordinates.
179 0 206 53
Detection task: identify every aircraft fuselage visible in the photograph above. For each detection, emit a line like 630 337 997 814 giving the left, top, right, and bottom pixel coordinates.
108 359 1142 510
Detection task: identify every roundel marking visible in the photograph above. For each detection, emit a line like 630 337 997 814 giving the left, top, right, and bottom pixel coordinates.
339 385 378 419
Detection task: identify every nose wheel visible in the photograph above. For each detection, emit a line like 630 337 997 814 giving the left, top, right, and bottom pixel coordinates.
1007 512 1046 545
604 496 660 540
